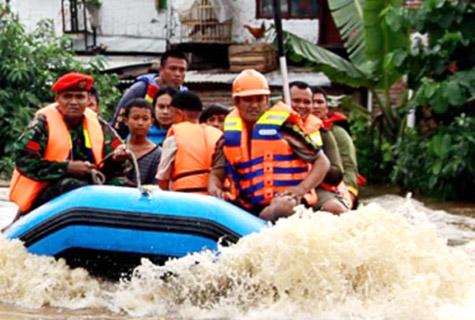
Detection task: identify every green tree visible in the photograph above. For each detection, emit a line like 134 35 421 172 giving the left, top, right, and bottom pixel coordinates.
282 0 474 199
390 0 475 199
0 5 120 179
284 0 410 141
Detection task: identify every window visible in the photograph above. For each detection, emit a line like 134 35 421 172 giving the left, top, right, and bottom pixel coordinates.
257 0 319 19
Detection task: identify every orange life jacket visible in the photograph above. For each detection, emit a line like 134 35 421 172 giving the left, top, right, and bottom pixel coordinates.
9 103 104 212
322 111 348 130
320 181 354 209
170 122 222 194
302 114 353 208
321 112 359 208
223 103 317 208
303 114 324 147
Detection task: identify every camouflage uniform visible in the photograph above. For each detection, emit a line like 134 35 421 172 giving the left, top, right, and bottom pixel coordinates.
14 114 130 211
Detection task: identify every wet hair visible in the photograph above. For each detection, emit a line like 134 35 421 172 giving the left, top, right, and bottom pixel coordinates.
89 86 100 104
171 91 203 111
160 49 188 67
199 103 230 123
289 81 311 91
312 86 328 100
152 86 178 108
123 98 154 118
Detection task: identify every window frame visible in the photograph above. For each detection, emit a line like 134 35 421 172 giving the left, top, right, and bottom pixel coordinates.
255 0 320 20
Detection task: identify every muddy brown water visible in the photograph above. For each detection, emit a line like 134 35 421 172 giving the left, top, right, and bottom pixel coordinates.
0 182 474 319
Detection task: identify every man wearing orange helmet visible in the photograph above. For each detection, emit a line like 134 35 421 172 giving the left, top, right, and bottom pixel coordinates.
208 69 330 221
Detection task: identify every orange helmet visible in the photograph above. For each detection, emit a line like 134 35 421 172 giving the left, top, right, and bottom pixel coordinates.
232 69 271 98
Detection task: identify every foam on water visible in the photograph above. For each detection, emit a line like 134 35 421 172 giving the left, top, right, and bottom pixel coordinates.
0 236 105 310
1 202 474 319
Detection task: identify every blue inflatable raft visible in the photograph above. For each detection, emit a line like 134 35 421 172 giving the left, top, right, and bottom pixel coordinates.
4 185 266 279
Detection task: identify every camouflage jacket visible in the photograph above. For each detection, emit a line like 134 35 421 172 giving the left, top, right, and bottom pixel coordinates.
14 113 130 183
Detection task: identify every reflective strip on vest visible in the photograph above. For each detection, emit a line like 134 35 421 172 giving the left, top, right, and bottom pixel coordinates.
223 104 316 207
303 114 323 147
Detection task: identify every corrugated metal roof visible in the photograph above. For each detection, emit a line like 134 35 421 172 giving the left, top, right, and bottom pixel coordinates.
267 69 331 87
185 68 331 87
184 70 236 84
76 55 332 87
75 55 160 69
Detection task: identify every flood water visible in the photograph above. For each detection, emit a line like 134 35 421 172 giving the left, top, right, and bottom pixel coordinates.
0 186 474 320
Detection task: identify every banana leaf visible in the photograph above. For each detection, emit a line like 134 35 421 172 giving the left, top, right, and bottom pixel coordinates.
283 31 373 88
328 0 366 66
363 0 409 88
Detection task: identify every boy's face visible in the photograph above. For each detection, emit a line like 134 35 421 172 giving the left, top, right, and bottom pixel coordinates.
125 106 154 136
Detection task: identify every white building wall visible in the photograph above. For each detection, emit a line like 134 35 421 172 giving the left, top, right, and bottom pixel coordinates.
170 0 319 44
95 0 167 52
225 0 319 43
9 0 319 53
9 0 58 32
9 0 168 53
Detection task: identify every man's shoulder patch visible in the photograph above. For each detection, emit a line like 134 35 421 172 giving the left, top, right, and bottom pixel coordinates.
26 140 41 152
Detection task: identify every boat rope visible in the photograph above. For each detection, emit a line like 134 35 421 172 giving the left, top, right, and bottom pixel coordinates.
90 168 106 184
89 148 150 195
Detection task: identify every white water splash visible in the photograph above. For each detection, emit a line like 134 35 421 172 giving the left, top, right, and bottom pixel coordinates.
107 203 475 319
366 194 475 251
0 236 104 309
0 198 474 319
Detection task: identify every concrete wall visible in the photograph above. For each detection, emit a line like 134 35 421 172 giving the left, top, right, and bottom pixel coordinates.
9 0 168 53
9 0 58 32
9 0 319 53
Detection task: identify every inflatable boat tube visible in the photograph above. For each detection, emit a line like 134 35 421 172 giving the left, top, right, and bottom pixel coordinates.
4 185 266 279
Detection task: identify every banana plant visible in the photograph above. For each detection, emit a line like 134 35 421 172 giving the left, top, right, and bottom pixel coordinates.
283 0 410 141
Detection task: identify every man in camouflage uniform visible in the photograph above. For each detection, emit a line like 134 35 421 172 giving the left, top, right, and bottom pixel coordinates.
9 72 130 217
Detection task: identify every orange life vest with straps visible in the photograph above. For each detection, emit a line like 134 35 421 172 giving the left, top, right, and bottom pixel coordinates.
321 180 355 209
321 112 361 208
302 114 354 208
303 114 324 147
322 111 348 130
9 103 104 212
169 122 222 194
223 103 317 208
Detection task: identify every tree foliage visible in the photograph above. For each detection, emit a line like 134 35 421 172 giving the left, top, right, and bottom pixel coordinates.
328 0 365 65
389 0 475 199
284 0 409 142
284 0 474 199
0 5 120 179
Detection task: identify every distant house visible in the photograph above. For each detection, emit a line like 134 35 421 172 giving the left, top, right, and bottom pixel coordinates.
8 0 343 52
9 0 363 107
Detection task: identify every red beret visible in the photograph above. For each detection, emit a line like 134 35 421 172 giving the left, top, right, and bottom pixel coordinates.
51 72 94 92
